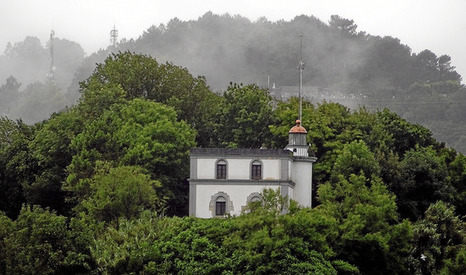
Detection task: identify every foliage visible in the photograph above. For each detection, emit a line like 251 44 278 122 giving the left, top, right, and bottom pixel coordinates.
221 189 355 274
90 211 163 273
331 139 381 181
79 51 221 147
398 146 453 220
88 190 356 274
0 117 36 218
0 211 14 272
80 163 161 224
0 43 465 274
409 201 466 274
2 14 466 152
441 248 466 274
21 108 85 215
245 188 296 215
317 141 413 274
1 205 92 274
375 109 436 156
65 98 196 215
447 153 466 216
218 83 274 148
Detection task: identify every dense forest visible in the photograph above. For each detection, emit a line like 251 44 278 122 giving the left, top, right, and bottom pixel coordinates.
1 13 466 274
1 13 465 152
0 51 465 274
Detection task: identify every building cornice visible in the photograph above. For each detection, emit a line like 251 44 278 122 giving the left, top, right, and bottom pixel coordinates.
293 156 317 163
189 178 296 187
190 148 293 158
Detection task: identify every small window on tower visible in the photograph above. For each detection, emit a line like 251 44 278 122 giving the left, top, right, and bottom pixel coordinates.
251 160 262 180
216 160 227 179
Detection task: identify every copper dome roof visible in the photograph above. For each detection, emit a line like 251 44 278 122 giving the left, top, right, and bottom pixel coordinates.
289 120 307 133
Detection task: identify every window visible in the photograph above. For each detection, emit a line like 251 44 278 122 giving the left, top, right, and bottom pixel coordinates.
215 196 227 216
243 192 263 213
216 160 227 179
247 192 262 204
251 160 262 180
250 196 261 203
210 192 233 217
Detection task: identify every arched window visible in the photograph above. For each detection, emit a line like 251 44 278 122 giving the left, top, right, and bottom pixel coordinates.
251 160 262 180
209 192 233 217
250 195 261 202
215 196 226 216
243 192 263 213
247 192 262 204
216 159 227 179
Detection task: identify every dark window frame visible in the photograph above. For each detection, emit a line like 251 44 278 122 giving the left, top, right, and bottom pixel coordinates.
251 160 262 180
216 160 227 179
215 196 227 216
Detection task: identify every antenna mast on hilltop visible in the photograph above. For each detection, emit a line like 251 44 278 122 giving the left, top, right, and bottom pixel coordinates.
298 35 305 123
47 30 55 83
110 25 119 47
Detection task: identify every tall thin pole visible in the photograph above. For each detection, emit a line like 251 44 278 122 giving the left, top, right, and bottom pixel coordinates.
298 35 305 123
110 25 118 47
48 30 55 83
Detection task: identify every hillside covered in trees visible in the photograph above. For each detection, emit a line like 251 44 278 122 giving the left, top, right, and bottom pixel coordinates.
0 52 465 274
1 13 465 153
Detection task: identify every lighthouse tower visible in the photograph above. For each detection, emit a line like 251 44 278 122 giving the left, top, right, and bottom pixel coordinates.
285 120 316 207
285 120 309 157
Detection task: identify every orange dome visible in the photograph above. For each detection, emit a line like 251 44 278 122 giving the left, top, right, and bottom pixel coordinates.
289 119 307 133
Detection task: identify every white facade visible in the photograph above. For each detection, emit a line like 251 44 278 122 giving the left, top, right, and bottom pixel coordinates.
189 149 316 217
189 121 316 218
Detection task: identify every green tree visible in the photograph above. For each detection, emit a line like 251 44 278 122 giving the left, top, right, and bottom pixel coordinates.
441 248 466 274
318 173 413 274
90 210 165 273
223 194 355 274
0 211 14 273
1 36 49 86
317 140 413 274
218 83 274 148
399 146 453 221
65 98 196 215
80 51 220 147
331 139 381 182
376 109 435 156
80 164 161 224
447 153 466 216
0 117 35 218
22 108 85 215
268 97 316 149
409 201 466 274
2 205 91 274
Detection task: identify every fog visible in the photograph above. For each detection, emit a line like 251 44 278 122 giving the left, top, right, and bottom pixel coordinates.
1 1 466 152
2 0 465 78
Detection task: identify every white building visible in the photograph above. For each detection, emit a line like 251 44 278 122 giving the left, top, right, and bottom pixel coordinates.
189 120 317 218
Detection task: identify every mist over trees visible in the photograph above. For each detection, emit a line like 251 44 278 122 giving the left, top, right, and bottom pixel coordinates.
0 14 465 273
1 12 465 152
0 51 465 273
0 36 85 123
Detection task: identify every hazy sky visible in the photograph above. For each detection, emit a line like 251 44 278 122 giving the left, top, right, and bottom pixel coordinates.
2 0 466 81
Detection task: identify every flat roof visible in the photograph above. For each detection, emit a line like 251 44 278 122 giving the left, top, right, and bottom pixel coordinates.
190 148 293 157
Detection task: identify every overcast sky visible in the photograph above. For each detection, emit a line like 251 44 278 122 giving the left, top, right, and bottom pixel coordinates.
2 0 466 81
